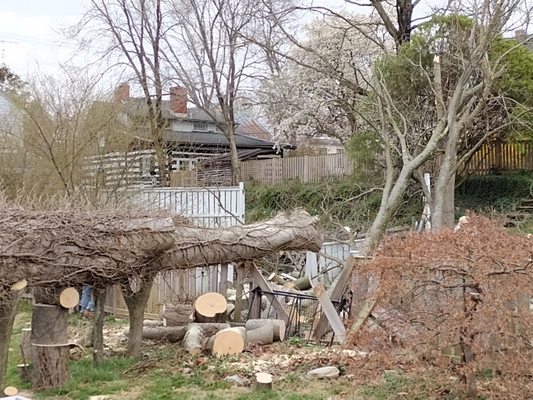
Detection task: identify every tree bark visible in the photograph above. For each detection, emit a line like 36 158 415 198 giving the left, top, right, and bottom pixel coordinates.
162 303 193 326
432 166 457 229
0 291 21 390
130 323 231 342
92 287 106 366
122 275 155 357
0 210 321 289
31 303 69 389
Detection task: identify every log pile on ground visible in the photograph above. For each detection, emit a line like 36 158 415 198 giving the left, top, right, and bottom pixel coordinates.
134 292 287 355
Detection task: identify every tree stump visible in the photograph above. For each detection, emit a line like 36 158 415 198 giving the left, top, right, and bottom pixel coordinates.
255 372 273 391
32 344 70 389
31 303 70 389
194 292 227 323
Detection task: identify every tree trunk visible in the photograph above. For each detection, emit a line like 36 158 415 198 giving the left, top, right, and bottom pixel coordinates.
31 303 70 389
225 122 242 185
92 288 106 366
432 133 459 230
122 275 155 357
432 171 456 229
162 303 193 326
0 210 320 289
0 291 21 390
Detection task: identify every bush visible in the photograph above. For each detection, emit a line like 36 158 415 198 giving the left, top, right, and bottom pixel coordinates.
456 173 533 212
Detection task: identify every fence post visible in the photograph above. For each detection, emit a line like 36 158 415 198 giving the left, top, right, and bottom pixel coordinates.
303 155 310 183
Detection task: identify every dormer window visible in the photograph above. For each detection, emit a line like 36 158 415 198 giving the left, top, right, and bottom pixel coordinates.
193 121 208 131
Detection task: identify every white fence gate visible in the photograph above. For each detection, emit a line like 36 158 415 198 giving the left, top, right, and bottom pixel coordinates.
105 183 244 318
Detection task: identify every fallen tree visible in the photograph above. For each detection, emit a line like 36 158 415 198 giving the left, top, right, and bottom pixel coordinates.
0 208 321 289
0 205 321 389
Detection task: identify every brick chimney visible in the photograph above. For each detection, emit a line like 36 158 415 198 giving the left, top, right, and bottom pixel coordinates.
113 83 130 103
170 86 187 115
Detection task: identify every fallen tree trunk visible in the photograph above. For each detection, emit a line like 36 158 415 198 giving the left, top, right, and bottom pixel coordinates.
245 319 286 342
128 323 231 343
247 321 274 346
162 304 193 326
182 324 204 354
0 210 321 289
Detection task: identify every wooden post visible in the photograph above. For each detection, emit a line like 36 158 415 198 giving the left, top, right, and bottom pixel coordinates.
219 264 228 296
312 283 346 344
234 264 244 322
249 264 290 324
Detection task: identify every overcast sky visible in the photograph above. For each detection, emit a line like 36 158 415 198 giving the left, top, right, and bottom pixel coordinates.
0 0 441 81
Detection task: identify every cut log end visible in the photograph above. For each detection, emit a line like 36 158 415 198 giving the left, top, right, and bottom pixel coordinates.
59 287 80 309
3 386 18 396
212 327 246 356
255 372 272 391
194 292 228 323
10 279 27 291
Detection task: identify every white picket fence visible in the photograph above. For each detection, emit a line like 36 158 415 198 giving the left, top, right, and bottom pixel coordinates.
104 184 244 317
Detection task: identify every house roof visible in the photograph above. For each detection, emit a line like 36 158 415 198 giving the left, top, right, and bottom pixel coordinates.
163 129 275 150
201 148 280 163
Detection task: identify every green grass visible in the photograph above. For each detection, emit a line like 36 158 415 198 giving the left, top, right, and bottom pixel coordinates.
36 357 138 399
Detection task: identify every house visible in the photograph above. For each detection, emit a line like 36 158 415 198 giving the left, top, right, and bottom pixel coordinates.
0 91 24 188
86 85 283 188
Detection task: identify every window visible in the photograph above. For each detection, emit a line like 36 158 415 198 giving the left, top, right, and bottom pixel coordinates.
193 121 208 131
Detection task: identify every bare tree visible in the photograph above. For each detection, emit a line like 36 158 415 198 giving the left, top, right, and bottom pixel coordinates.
164 0 271 184
76 0 170 186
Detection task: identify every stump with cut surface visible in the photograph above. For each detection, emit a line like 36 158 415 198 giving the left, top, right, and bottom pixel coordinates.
31 303 70 389
211 327 246 356
194 292 228 323
255 372 273 391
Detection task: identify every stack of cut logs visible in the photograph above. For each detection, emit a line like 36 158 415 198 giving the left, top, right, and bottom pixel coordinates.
139 292 286 356
267 273 312 291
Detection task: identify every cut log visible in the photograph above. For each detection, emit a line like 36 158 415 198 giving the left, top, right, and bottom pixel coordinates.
131 323 231 343
245 319 286 342
59 287 80 309
32 344 70 389
143 320 164 327
31 303 70 389
182 324 204 354
267 273 286 286
211 327 246 356
247 321 274 345
255 372 273 391
33 287 80 308
162 303 193 326
194 292 227 323
285 276 312 291
3 386 17 396
10 279 27 291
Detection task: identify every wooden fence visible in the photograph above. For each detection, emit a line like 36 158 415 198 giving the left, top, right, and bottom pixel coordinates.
240 142 533 186
241 153 355 185
463 141 533 175
104 184 245 317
